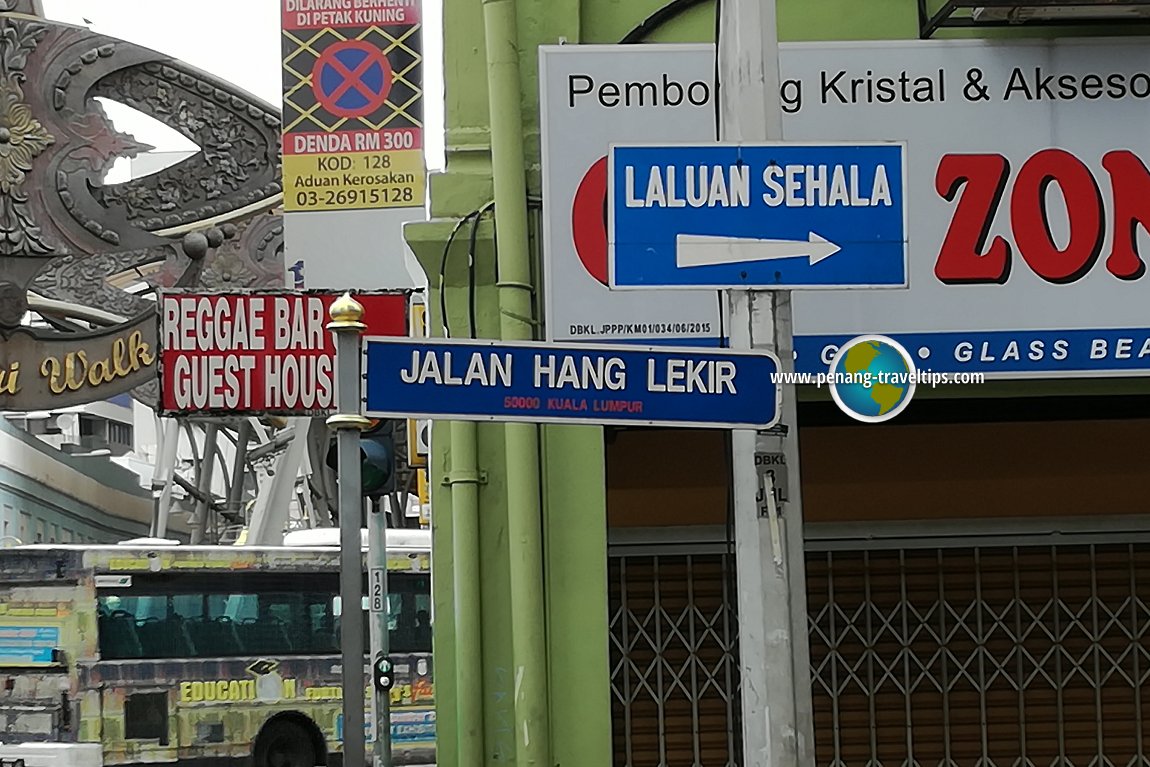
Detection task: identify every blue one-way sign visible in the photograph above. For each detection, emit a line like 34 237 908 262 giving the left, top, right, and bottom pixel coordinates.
608 142 907 290
363 337 780 429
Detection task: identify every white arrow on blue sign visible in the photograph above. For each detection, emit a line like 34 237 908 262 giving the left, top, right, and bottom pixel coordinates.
362 337 781 430
608 142 908 290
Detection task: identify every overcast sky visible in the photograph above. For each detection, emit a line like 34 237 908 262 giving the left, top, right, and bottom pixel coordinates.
40 0 446 171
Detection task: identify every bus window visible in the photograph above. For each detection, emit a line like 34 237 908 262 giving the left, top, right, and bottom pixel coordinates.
331 573 431 654
97 573 339 659
384 573 431 654
96 571 430 660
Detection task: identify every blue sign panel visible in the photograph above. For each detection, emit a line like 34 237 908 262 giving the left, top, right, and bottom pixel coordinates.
796 327 1150 378
608 142 907 290
0 626 59 665
363 338 780 429
392 709 437 743
338 709 436 744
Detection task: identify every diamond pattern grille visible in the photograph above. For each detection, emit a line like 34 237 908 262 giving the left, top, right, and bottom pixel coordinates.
609 553 741 767
609 541 1150 767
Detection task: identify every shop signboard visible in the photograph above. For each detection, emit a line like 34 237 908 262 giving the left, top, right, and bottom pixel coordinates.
541 40 1150 378
157 290 408 416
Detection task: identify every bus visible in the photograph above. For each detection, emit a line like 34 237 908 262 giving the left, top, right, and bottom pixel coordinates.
0 530 434 767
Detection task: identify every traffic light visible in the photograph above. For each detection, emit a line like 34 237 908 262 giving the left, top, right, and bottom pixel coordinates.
372 653 394 692
326 419 397 496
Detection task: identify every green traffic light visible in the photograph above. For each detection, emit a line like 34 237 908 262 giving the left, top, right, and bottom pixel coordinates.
325 424 397 496
360 437 395 495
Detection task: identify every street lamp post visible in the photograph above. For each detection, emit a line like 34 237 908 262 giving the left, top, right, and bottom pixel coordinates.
327 292 372 767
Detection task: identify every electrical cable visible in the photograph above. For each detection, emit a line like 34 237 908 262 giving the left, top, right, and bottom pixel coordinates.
491 196 541 285
467 211 480 337
493 206 500 285
619 0 711 44
527 207 542 336
714 0 727 347
438 209 483 338
713 0 722 139
436 185 544 345
488 204 541 337
465 203 495 338
717 292 728 348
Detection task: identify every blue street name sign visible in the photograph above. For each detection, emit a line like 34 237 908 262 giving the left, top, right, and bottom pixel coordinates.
362 338 780 429
608 142 908 290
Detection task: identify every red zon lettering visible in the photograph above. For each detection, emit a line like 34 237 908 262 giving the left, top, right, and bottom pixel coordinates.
935 149 1150 284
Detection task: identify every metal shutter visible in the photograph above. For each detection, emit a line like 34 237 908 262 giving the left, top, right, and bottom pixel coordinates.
610 539 1150 767
609 552 741 767
808 542 1150 767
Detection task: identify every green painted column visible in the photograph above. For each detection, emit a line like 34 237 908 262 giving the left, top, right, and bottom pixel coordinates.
404 0 609 763
542 424 612 766
409 220 517 767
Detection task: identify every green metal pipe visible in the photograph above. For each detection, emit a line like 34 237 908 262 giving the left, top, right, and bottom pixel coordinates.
480 6 532 341
502 418 547 762
448 419 484 766
481 0 551 763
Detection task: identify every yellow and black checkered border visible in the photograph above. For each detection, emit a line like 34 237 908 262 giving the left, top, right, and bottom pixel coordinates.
282 24 422 134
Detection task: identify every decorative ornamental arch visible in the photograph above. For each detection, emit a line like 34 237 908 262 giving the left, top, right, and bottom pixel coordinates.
0 0 285 411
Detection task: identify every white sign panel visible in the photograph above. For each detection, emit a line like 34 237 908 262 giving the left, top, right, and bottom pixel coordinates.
786 39 1150 378
543 41 1150 378
369 567 386 613
539 45 722 345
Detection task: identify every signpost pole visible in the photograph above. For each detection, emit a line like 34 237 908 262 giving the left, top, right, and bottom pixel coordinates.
718 1 814 765
367 499 393 767
327 293 371 767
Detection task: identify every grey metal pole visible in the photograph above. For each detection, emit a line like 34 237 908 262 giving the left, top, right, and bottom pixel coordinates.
190 423 220 544
718 0 814 765
777 293 816 767
327 293 371 767
243 423 310 546
227 420 253 515
367 497 393 767
152 417 181 538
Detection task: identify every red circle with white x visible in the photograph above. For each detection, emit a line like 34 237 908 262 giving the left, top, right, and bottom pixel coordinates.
311 40 393 118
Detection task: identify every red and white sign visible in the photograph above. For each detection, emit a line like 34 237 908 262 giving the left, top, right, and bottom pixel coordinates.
542 41 1150 377
539 45 722 345
157 291 408 415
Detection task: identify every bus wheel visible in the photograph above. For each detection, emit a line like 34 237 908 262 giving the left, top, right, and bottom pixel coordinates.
253 719 318 767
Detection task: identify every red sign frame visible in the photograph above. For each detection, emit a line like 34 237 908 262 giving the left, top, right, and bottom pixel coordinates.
157 290 409 416
311 41 394 118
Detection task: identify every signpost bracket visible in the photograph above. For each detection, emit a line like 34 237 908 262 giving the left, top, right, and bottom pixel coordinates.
443 469 487 486
500 307 540 329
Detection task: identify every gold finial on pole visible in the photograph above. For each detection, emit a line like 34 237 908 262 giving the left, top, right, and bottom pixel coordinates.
326 291 366 331
325 287 372 767
325 291 371 431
